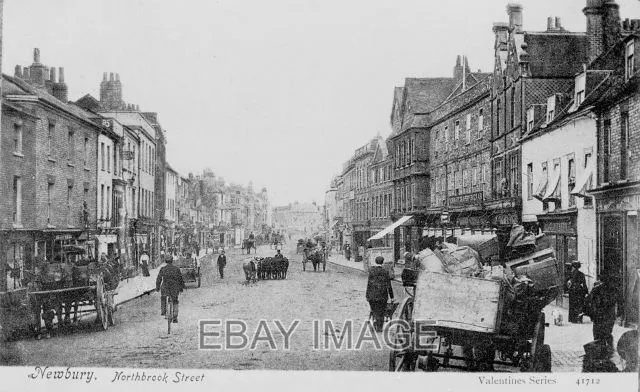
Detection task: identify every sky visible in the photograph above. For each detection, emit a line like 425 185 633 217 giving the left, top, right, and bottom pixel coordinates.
3 0 640 206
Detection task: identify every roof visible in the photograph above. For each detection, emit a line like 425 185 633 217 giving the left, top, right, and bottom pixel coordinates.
519 32 588 77
3 74 101 126
403 77 456 115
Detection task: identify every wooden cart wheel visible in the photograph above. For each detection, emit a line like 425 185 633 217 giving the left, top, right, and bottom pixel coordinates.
197 267 201 288
530 312 547 371
388 297 418 372
95 277 109 331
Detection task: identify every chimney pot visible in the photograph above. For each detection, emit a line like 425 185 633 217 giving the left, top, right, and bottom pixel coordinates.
14 65 22 78
58 67 65 83
103 72 107 81
507 3 523 32
33 48 40 63
49 67 56 83
547 17 555 30
23 67 30 80
110 72 114 81
116 73 120 82
555 17 562 29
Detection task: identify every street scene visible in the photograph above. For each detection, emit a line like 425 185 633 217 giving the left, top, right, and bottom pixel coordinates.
0 0 639 382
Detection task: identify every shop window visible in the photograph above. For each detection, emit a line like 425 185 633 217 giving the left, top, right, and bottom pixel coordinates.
6 243 25 290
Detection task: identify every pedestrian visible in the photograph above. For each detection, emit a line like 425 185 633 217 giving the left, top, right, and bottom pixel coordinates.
217 250 227 279
139 251 150 277
585 273 618 348
274 249 284 259
344 244 351 261
155 255 185 323
366 256 394 332
567 260 588 323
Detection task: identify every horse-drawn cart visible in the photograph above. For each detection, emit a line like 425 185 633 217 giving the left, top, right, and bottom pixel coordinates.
302 247 326 272
27 245 121 337
389 259 559 372
176 256 201 288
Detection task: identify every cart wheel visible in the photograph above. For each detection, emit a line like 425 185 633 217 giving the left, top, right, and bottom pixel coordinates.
95 277 109 331
107 293 116 326
197 268 201 288
388 297 418 372
529 312 546 371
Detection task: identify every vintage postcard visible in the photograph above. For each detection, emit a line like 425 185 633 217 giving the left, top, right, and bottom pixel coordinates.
0 0 638 391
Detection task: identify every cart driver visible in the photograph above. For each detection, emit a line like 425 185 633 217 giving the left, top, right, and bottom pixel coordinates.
156 255 185 323
274 249 284 259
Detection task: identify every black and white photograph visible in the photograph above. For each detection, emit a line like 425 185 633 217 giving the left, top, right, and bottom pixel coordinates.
0 0 639 390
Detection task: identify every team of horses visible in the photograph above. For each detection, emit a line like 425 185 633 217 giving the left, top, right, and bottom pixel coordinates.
242 256 289 283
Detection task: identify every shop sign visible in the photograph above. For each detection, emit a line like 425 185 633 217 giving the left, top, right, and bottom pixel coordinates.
449 191 483 207
440 211 449 224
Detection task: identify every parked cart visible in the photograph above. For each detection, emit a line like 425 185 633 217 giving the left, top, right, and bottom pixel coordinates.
389 253 559 372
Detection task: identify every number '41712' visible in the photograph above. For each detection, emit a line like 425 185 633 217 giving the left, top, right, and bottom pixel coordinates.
576 378 601 386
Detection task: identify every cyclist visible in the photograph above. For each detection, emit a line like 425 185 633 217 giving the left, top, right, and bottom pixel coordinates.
156 255 185 323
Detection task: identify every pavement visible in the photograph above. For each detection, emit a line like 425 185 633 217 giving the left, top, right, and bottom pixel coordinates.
327 252 633 372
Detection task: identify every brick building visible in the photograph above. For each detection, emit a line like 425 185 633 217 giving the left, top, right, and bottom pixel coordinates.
488 5 588 230
427 69 492 237
1 49 104 292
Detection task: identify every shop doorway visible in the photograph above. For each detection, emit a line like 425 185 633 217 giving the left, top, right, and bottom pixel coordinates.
600 214 625 320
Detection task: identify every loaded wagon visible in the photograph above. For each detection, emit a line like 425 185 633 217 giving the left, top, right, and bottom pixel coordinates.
28 245 121 336
389 248 560 372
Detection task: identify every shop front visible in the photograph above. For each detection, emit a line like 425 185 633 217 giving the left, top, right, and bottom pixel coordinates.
590 181 640 326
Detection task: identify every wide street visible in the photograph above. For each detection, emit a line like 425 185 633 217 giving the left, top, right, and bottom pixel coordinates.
1 243 406 370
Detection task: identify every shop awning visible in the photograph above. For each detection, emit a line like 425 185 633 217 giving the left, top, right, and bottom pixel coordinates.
571 160 595 197
368 215 413 241
542 169 561 201
533 175 548 201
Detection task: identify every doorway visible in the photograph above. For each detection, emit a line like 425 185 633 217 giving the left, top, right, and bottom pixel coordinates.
600 214 625 319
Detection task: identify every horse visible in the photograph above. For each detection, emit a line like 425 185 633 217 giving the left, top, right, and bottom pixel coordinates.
242 258 258 283
303 248 325 272
242 239 256 254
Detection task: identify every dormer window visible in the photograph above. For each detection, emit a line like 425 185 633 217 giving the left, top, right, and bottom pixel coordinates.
626 40 635 81
574 72 586 107
546 96 556 124
526 107 535 133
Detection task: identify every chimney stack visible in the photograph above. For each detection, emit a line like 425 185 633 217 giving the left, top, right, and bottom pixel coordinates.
547 17 555 31
49 67 56 83
14 65 22 79
52 67 68 103
492 22 510 51
23 67 30 80
555 17 562 30
110 72 114 81
103 72 108 81
58 67 65 83
507 3 523 33
584 0 620 62
33 48 41 64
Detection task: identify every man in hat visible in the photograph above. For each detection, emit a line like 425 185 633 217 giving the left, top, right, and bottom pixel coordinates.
366 256 394 332
155 255 185 323
585 272 618 347
567 260 588 323
217 250 227 279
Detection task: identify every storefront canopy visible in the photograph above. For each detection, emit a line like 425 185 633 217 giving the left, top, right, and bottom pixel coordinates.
542 169 561 201
533 175 548 201
571 160 595 197
368 215 413 241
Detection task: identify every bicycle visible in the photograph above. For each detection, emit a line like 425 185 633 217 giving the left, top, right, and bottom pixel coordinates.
166 296 174 334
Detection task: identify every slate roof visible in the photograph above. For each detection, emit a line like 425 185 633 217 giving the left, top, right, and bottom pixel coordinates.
519 32 588 77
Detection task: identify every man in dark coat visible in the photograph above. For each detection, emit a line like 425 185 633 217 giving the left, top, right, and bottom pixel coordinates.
585 273 618 347
344 244 351 261
366 256 394 332
274 249 284 259
156 255 185 323
567 261 588 323
217 250 227 279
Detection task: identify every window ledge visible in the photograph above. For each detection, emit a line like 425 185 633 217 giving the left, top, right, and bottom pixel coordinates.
47 156 56 163
46 224 56 229
12 152 24 158
12 223 23 229
67 162 75 168
84 166 91 172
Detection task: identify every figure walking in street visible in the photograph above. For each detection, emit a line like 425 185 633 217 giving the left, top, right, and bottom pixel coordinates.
344 244 351 261
567 260 588 323
585 272 618 347
139 251 150 277
156 255 185 323
217 250 227 279
274 249 284 259
366 256 394 332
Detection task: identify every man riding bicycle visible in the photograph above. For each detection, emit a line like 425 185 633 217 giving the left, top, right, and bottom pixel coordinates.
156 255 185 323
